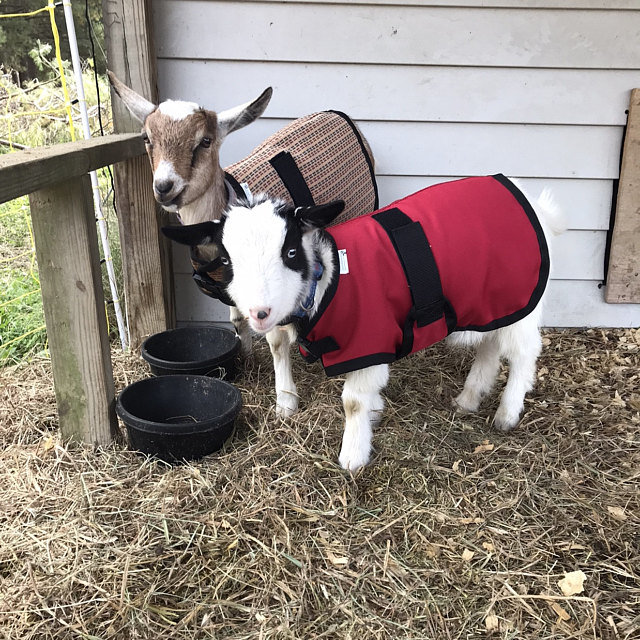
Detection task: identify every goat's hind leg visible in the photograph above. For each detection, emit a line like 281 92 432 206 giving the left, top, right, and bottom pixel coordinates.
493 325 542 431
453 336 501 414
266 324 299 418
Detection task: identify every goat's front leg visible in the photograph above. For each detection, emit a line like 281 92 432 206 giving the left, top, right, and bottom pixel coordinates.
229 305 252 356
339 364 389 471
266 324 299 418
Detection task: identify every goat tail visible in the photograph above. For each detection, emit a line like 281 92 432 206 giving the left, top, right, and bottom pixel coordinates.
535 188 567 237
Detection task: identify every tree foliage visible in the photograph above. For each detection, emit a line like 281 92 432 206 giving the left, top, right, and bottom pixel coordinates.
0 0 105 83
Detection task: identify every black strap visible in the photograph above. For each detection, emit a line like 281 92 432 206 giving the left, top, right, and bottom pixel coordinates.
224 171 247 202
189 248 234 306
603 115 628 286
297 335 339 363
269 151 315 207
373 208 445 357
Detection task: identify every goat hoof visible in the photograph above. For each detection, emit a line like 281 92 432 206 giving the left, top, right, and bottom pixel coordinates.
275 392 298 419
493 407 521 432
338 443 370 472
452 391 480 414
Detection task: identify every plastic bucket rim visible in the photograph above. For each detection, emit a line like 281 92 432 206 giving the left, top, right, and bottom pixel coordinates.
141 326 240 371
115 374 242 436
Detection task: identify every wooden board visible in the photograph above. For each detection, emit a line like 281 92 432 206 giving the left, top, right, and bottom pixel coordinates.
158 59 637 127
171 230 606 281
547 280 640 326
173 278 640 330
29 176 117 445
605 89 640 304
236 0 640 7
154 1 640 69
0 133 144 204
104 0 175 344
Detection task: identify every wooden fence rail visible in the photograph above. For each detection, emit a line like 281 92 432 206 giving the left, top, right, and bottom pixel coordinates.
0 134 170 445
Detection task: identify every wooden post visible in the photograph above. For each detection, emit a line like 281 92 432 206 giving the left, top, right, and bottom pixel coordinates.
606 88 640 303
29 175 117 445
102 0 175 347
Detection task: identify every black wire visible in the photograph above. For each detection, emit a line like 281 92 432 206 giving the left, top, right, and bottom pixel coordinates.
85 0 117 217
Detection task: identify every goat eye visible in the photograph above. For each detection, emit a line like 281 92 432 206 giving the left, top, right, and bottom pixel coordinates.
142 132 151 145
220 256 230 266
287 248 297 259
200 137 212 148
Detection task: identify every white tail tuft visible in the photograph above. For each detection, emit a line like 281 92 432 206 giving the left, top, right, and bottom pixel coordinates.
536 188 567 236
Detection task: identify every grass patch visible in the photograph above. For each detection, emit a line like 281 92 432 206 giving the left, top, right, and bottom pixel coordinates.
1 69 121 365
0 196 45 363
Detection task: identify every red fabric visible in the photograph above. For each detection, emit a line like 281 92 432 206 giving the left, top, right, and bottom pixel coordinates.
299 176 547 375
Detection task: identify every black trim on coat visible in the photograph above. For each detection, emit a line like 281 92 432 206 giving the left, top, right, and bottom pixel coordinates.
223 171 247 201
454 174 550 333
328 110 379 210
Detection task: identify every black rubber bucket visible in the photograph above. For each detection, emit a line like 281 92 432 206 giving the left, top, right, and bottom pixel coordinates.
116 375 242 462
141 326 240 380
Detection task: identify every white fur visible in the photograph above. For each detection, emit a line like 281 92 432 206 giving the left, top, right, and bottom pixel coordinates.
223 202 311 333
266 324 299 417
218 184 561 472
153 159 186 203
157 99 200 120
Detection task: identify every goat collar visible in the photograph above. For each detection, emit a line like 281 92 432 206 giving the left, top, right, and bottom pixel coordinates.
289 261 324 319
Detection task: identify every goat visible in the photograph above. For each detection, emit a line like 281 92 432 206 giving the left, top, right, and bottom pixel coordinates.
108 71 271 352
164 175 563 471
108 73 377 361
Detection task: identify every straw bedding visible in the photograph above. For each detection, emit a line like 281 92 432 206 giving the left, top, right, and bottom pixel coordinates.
0 329 638 639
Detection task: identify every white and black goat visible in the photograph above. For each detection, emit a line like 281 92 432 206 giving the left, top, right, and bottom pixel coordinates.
108 73 377 357
164 176 563 471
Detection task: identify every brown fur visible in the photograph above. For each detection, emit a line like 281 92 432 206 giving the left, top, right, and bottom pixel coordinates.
344 398 362 420
144 110 223 212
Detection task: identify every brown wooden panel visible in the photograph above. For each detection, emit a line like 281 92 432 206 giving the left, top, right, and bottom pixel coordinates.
114 154 170 345
605 89 640 304
29 176 118 445
103 0 175 343
0 133 144 204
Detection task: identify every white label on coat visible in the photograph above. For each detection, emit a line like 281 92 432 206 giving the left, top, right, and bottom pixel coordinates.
338 249 349 274
240 182 253 200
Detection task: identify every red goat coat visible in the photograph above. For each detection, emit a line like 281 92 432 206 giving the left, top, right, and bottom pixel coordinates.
190 110 377 303
297 175 550 377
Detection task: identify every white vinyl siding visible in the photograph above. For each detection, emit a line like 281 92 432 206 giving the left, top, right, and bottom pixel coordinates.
153 0 640 327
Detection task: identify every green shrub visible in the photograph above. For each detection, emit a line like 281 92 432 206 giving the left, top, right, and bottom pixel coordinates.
1 68 121 366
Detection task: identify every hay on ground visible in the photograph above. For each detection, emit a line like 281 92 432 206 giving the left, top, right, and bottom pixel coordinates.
0 329 638 639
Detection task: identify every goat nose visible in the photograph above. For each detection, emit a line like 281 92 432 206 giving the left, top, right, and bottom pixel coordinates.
250 308 271 321
154 179 174 195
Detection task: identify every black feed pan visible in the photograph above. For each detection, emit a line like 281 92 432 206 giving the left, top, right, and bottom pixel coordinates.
142 326 240 380
116 375 242 462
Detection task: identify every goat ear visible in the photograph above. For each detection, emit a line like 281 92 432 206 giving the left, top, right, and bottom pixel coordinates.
107 70 157 124
161 221 224 246
295 201 345 229
217 87 273 139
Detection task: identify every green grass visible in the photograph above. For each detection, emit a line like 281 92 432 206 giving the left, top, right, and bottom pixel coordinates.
1 69 122 366
0 197 46 362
